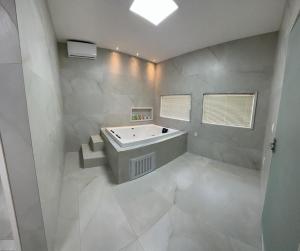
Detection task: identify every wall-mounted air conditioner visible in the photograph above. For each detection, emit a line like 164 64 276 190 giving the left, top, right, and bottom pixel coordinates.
67 41 97 59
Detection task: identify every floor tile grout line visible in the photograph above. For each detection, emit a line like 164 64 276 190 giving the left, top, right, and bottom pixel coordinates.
113 189 139 239
77 170 108 250
114 186 174 238
118 238 146 251
117 206 173 251
74 159 82 251
58 152 262 251
139 203 173 238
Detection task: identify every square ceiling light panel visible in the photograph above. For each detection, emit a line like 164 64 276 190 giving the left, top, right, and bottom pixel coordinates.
130 0 178 26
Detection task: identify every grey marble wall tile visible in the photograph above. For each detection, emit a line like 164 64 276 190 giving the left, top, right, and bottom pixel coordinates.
0 62 47 250
0 3 20 63
0 178 13 240
59 44 156 151
15 0 65 250
0 0 17 25
154 33 278 170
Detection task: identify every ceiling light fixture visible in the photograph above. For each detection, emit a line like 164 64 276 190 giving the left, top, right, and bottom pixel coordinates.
116 46 119 51
130 0 178 26
136 52 139 56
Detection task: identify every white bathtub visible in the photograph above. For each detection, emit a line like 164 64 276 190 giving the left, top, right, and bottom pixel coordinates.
105 124 179 147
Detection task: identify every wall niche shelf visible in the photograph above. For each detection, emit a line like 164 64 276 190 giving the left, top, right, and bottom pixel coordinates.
131 107 153 122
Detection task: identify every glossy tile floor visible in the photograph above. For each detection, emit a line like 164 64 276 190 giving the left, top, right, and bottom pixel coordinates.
55 152 262 251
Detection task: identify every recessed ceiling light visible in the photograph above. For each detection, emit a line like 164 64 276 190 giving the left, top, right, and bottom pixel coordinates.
130 0 178 26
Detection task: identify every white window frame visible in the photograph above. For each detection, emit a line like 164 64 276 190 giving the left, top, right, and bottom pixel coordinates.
160 94 192 122
201 92 257 129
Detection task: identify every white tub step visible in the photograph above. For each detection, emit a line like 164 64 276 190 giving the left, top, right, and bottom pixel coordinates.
89 134 104 151
81 144 106 168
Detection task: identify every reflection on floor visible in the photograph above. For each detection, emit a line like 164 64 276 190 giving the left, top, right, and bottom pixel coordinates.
55 152 262 251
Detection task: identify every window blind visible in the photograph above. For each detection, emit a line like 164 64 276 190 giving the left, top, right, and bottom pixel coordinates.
160 95 191 121
202 94 256 128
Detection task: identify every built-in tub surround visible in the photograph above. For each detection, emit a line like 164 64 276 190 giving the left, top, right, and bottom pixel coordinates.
106 124 178 147
154 32 278 170
59 43 156 152
101 126 187 184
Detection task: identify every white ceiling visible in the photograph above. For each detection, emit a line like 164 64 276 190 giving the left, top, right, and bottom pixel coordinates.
47 0 286 62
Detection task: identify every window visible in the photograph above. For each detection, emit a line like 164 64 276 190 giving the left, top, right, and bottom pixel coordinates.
160 95 191 121
202 93 257 128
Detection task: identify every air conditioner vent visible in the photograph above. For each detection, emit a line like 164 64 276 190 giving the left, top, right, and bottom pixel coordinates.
129 152 156 180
